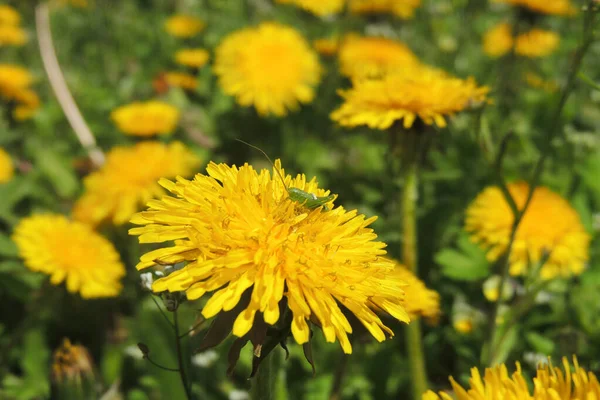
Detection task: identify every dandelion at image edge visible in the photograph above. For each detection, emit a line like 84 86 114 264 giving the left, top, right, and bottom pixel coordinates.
12 214 125 298
423 356 600 399
465 182 590 279
164 71 198 90
164 15 205 38
129 160 410 353
348 0 422 19
0 5 21 26
214 22 322 117
0 64 33 99
492 0 576 16
73 141 201 227
515 29 560 58
482 23 514 58
110 100 179 136
275 0 345 17
331 66 489 129
0 147 14 183
174 48 210 68
0 24 27 46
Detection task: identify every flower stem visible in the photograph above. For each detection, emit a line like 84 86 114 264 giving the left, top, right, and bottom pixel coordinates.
251 350 275 400
173 309 193 400
402 156 428 399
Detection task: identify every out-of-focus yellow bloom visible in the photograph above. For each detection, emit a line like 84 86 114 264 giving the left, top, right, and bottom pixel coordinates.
482 23 514 58
465 182 590 279
174 48 210 68
0 25 27 46
73 141 201 227
515 29 559 58
13 214 125 298
424 356 600 400
214 22 322 117
129 159 410 354
0 64 33 99
51 339 95 395
165 15 205 38
331 65 489 129
111 100 179 136
313 37 340 57
0 147 14 183
492 0 577 16
482 275 515 302
12 89 40 121
392 261 441 323
275 0 345 16
348 0 422 19
453 317 473 334
164 71 197 90
0 5 21 26
525 72 558 92
338 35 420 78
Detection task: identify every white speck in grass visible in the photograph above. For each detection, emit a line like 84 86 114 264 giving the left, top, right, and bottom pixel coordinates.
140 272 153 291
229 390 249 400
191 350 219 368
124 345 144 360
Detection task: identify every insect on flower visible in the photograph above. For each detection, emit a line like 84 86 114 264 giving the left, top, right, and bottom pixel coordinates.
236 139 336 210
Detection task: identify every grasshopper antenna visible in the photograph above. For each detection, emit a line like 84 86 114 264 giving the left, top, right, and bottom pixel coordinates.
235 139 288 189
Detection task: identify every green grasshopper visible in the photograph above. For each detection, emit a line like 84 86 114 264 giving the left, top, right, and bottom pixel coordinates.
236 139 336 211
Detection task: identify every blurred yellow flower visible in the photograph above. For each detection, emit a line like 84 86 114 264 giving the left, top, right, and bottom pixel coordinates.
129 160 409 354
111 100 179 136
0 147 14 183
73 141 201 227
313 37 340 57
0 64 33 99
348 0 422 19
331 66 489 129
0 5 21 26
12 89 40 121
51 339 94 387
174 48 210 68
13 214 125 298
164 15 205 38
424 356 600 400
165 71 197 90
525 72 558 92
275 0 345 16
338 35 421 79
0 25 27 46
392 261 440 323
465 182 590 279
482 23 514 58
453 317 473 334
492 0 577 16
214 22 322 117
516 29 559 58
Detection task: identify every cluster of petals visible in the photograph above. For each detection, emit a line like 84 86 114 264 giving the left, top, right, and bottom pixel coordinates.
0 64 40 120
276 0 345 16
174 48 210 68
164 15 205 38
0 5 27 46
0 147 14 183
483 23 559 58
348 0 422 19
110 100 180 136
492 0 577 16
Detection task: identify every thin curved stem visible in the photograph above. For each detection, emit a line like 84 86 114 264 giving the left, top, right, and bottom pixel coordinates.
173 309 193 400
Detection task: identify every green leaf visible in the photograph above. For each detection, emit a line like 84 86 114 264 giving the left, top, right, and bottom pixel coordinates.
525 332 555 354
28 141 79 199
435 233 490 281
0 234 18 257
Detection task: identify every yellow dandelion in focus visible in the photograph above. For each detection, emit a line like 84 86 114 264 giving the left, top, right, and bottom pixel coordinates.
0 25 27 46
338 35 420 78
111 100 179 136
331 66 489 129
13 214 125 298
424 356 600 400
129 160 409 354
164 15 205 38
465 182 590 279
275 0 345 16
391 261 440 323
214 22 322 117
73 141 201 227
492 0 577 16
164 71 197 90
482 23 514 58
174 48 210 68
313 37 340 57
0 64 33 99
349 0 422 19
516 29 559 58
0 147 14 183
0 5 20 26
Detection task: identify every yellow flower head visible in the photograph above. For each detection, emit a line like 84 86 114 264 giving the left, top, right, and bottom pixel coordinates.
313 37 340 57
73 141 201 227
338 35 421 79
525 72 558 92
0 147 14 183
0 5 21 26
424 356 600 400
51 339 94 385
164 15 205 38
465 182 590 279
348 0 422 19
275 0 345 16
12 214 125 298
214 22 321 117
111 100 179 136
164 71 197 90
0 64 33 99
391 261 440 323
174 48 210 68
331 66 489 130
129 160 409 353
0 24 27 46
12 89 40 121
492 0 577 16
483 23 514 58
453 317 474 334
516 29 559 58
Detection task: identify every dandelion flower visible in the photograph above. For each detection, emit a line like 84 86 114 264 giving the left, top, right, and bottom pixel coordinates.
338 35 420 78
0 5 20 26
73 141 201 227
424 356 600 400
482 23 514 58
465 182 590 279
129 160 409 353
275 0 345 16
111 100 179 136
453 317 474 334
492 0 577 16
13 214 125 298
0 25 27 46
331 66 489 129
515 29 559 58
214 22 322 117
164 71 197 90
164 15 205 38
313 37 340 57
0 64 33 99
524 72 557 92
0 147 14 183
12 89 40 120
348 0 422 19
174 48 210 68
391 261 440 323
